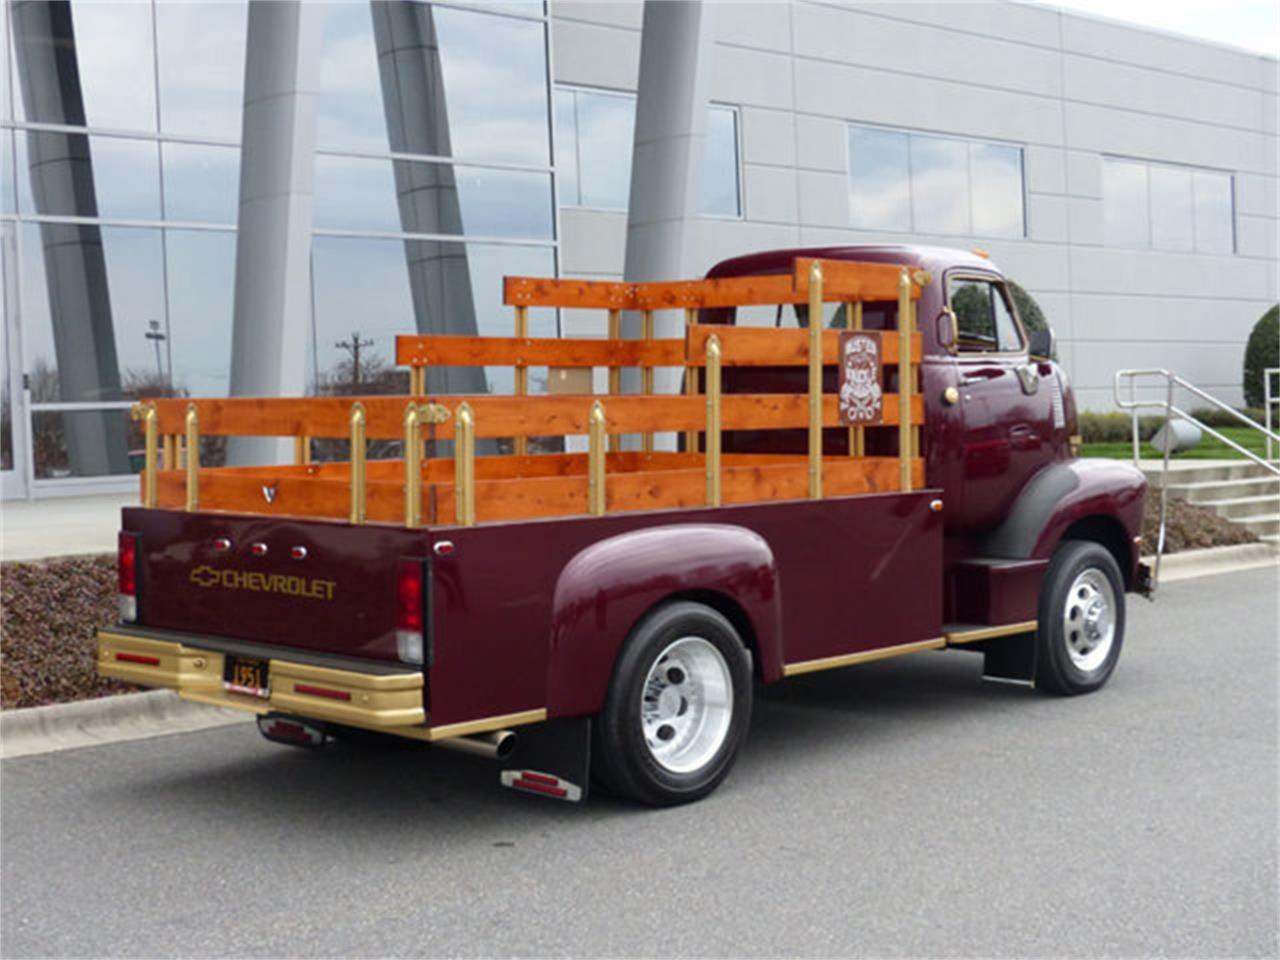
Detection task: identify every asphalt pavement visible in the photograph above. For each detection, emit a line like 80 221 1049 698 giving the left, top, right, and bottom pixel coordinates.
2 566 1276 958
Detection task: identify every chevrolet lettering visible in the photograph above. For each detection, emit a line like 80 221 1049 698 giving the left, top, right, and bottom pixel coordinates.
99 246 1150 806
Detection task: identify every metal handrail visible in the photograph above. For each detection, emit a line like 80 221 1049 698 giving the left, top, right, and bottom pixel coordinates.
1114 368 1280 591
1265 366 1279 463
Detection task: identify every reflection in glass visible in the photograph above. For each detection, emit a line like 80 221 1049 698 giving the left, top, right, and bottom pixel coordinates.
309 237 554 396
1 228 10 472
1149 164 1194 252
155 0 248 139
1103 159 1149 249
1 130 14 215
162 143 240 224
88 137 162 221
910 134 969 235
319 2 550 165
970 142 1023 238
67 0 157 131
553 88 579 208
2 0 11 122
314 155 553 239
704 106 740 217
848 126 910 231
1193 171 1234 254
31 408 140 479
566 88 633 210
165 229 235 397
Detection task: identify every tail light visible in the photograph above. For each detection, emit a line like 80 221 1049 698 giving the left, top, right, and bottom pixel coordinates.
117 532 138 623
396 559 424 665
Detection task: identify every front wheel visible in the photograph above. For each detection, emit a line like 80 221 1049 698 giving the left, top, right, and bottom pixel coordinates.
1035 540 1126 695
594 602 752 806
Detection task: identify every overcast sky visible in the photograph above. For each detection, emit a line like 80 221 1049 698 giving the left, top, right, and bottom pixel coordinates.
1029 0 1280 57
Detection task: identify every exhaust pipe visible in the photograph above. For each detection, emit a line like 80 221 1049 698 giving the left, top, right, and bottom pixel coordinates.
434 729 517 760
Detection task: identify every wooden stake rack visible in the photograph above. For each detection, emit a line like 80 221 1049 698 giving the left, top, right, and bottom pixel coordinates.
135 258 928 526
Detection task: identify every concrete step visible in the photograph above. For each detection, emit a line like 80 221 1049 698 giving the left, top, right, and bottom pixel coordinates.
1235 514 1280 538
1195 494 1280 520
1142 461 1279 485
1167 476 1280 504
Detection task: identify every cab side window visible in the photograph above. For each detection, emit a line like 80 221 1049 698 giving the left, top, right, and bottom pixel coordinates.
950 278 1024 353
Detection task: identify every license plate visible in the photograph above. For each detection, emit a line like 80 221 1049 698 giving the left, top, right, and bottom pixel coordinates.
224 655 270 697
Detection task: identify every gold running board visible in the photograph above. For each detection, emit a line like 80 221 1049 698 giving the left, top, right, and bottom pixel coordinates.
944 621 1038 645
782 637 946 678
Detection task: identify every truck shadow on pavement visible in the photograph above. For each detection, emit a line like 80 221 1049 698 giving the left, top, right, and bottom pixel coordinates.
96 648 1064 837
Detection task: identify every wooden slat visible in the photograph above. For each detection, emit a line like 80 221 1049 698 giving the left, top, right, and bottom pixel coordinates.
686 326 922 367
395 335 686 369
793 258 922 301
504 276 633 309
150 397 418 439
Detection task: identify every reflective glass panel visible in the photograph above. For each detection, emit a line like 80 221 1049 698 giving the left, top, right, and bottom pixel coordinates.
910 134 969 235
2 0 11 122
314 155 553 239
90 137 161 220
574 89 633 210
155 0 248 140
553 87 579 206
1 129 14 215
703 105 740 217
848 126 910 231
165 229 235 397
970 142 1023 238
68 1 157 131
1193 170 1234 254
16 133 160 220
950 278 996 350
309 236 554 396
1 224 11 472
993 283 1023 351
31 408 136 478
162 143 240 224
1149 164 1194 252
1103 159 1149 248
317 3 551 165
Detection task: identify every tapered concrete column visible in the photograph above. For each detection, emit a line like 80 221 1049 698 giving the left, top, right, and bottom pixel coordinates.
227 0 325 464
621 0 716 449
371 1 483 399
12 0 126 475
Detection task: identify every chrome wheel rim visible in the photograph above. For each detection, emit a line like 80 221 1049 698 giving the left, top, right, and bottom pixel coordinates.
1062 567 1116 672
640 636 733 774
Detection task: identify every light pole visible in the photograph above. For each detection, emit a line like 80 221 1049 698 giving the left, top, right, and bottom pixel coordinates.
145 320 167 385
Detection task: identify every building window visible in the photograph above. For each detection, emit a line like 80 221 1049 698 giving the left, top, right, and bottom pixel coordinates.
1103 157 1234 254
847 124 1025 239
554 86 742 217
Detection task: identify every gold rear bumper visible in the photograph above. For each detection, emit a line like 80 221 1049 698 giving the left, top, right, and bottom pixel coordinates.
96 630 426 733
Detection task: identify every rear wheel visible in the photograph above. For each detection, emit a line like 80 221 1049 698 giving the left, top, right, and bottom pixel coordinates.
1035 540 1125 695
594 602 752 806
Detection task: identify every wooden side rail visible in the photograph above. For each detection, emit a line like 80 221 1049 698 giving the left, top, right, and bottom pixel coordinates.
685 326 922 367
396 335 686 371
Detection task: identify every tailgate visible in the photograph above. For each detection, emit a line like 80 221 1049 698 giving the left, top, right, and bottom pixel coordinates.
124 507 428 663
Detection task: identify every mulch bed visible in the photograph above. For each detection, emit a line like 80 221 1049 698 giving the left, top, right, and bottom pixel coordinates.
1 555 139 710
0 495 1260 710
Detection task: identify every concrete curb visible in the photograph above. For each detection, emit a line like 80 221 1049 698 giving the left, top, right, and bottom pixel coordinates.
0 689 253 760
2 543 1276 762
1145 542 1280 584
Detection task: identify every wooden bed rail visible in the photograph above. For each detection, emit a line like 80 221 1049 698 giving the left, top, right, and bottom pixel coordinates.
135 258 928 527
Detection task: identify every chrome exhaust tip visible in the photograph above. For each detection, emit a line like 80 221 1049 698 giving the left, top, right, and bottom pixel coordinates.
434 729 517 760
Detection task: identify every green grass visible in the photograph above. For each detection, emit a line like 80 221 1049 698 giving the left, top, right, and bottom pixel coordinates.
1081 425 1273 461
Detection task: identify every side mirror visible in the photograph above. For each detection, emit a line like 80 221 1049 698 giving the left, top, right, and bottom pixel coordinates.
936 308 956 351
1028 326 1055 360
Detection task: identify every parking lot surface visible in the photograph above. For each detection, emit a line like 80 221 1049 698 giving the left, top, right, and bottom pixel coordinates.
2 566 1276 958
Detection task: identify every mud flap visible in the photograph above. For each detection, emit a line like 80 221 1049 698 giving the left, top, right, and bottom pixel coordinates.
500 717 592 803
979 633 1037 688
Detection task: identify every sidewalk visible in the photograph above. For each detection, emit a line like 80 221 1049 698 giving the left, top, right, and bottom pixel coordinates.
1 493 135 562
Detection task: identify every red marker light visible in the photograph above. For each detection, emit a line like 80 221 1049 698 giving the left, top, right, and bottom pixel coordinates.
294 683 351 702
251 542 268 557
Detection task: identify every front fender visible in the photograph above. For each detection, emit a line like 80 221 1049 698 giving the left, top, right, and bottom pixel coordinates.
979 459 1147 579
546 524 781 718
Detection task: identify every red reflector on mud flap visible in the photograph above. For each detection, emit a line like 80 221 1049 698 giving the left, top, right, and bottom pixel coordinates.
500 770 583 802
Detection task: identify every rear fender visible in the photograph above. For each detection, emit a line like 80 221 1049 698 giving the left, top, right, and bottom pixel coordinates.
979 460 1147 586
545 524 781 718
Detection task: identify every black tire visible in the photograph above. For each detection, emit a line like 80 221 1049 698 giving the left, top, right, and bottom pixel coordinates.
1035 540 1125 695
593 601 752 806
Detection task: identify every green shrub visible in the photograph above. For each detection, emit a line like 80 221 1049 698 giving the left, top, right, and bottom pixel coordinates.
1187 406 1267 428
1243 305 1278 408
1078 411 1162 443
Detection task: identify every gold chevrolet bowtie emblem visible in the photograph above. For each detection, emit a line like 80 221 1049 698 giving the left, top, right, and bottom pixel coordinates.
190 565 220 588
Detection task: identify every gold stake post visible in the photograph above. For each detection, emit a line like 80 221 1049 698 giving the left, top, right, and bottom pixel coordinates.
141 404 158 508
588 400 607 516
514 305 528 457
349 401 367 524
807 261 823 500
684 307 699 454
404 404 422 527
455 402 475 526
607 308 621 452
849 300 865 457
705 335 722 507
184 404 199 511
641 309 654 454
897 268 913 493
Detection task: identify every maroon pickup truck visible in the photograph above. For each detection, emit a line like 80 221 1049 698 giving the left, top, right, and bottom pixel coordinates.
98 245 1148 806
